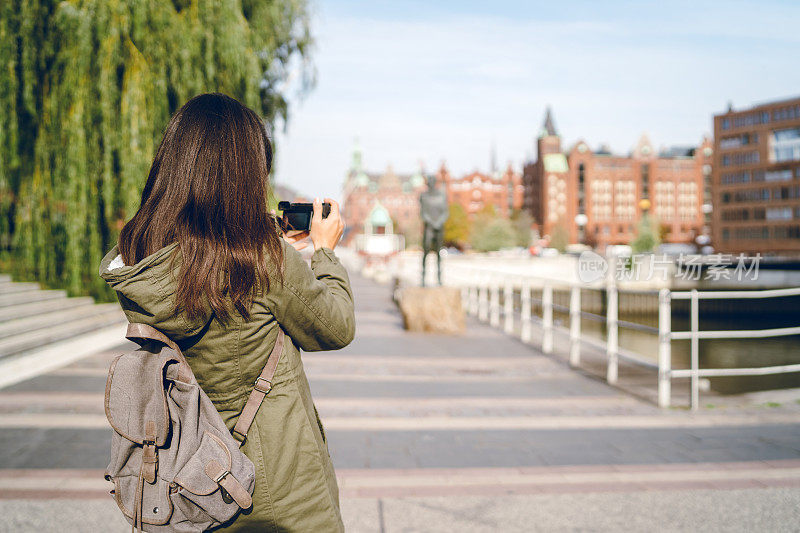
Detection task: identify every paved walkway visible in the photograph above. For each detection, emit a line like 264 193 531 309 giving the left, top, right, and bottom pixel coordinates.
1 273 800 531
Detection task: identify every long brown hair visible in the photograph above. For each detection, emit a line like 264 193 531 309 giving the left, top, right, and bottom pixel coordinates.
119 93 283 323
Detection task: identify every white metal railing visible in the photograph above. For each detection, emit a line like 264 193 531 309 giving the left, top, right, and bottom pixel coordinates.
668 287 800 410
444 264 800 410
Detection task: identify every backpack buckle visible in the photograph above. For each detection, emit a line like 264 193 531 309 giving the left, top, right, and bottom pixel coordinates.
213 469 231 484
253 377 272 394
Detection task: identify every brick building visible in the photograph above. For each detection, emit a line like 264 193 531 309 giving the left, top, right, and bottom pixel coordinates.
522 108 712 251
712 96 800 255
342 142 524 245
438 163 524 219
341 143 426 245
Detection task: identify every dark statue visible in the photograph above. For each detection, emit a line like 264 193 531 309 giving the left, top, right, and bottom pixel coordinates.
419 174 449 286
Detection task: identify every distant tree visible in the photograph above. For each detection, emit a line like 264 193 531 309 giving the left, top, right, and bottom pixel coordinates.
443 203 470 249
631 213 661 253
549 224 569 253
510 209 533 248
471 218 516 252
470 205 515 252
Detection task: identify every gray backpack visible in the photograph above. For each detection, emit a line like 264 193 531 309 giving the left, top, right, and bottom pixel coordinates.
104 323 284 532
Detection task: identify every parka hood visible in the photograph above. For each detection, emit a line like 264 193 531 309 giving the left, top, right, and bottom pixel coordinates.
99 242 214 342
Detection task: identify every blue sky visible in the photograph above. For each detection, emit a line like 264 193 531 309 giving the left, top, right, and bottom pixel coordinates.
272 0 800 201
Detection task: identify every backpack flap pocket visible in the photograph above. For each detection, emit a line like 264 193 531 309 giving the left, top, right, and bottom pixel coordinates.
105 351 178 446
172 431 251 523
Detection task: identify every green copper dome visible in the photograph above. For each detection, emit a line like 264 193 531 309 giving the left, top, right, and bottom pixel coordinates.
368 203 392 227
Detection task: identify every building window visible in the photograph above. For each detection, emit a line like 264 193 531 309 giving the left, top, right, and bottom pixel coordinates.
721 171 751 184
766 207 794 221
765 169 793 182
772 128 800 162
641 164 650 199
721 151 760 167
722 118 730 130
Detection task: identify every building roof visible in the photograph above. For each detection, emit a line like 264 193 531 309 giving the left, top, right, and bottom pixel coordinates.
658 145 695 158
368 203 392 227
543 153 568 173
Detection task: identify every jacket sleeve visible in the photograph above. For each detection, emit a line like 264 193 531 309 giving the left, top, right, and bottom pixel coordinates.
264 243 356 352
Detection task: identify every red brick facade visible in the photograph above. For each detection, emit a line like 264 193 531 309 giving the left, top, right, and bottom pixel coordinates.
342 144 524 245
523 108 712 251
712 96 800 255
438 164 523 219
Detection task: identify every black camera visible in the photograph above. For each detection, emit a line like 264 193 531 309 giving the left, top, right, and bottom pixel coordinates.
278 201 331 232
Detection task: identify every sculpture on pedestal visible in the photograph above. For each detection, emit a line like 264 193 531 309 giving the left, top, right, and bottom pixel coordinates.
419 174 449 287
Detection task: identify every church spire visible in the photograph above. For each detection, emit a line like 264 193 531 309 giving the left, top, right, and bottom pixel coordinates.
540 106 558 137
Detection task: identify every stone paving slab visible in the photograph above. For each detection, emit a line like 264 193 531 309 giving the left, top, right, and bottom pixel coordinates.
4 423 799 471
307 377 617 398
1 486 799 533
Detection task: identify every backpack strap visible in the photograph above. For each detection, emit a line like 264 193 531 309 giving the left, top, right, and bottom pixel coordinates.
125 323 192 383
231 328 285 445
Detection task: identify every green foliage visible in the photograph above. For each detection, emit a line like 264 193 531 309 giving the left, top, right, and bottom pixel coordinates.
470 205 515 252
549 224 569 253
631 213 661 253
0 0 313 300
443 203 470 249
510 209 533 248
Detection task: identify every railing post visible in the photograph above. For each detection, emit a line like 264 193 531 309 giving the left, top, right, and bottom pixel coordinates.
478 276 489 322
690 289 699 411
520 280 531 343
569 286 581 367
503 281 514 334
606 284 619 384
658 288 672 408
469 274 479 316
490 279 500 327
542 283 553 354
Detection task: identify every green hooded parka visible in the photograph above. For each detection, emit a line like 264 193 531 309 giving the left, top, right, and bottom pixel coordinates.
99 240 355 532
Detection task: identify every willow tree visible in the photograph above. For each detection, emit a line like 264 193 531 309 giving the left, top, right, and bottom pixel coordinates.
0 0 313 299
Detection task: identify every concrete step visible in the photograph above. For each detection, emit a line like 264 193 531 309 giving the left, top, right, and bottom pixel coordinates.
0 289 67 308
0 297 96 322
0 309 126 360
0 303 123 340
0 281 41 294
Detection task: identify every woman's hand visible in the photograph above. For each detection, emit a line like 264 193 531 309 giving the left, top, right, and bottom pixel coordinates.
283 230 310 252
310 197 344 251
273 208 310 251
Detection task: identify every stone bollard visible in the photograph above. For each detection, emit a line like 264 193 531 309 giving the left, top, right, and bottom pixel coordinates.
396 287 465 334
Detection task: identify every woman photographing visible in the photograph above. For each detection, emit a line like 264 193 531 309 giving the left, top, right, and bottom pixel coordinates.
100 92 354 531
